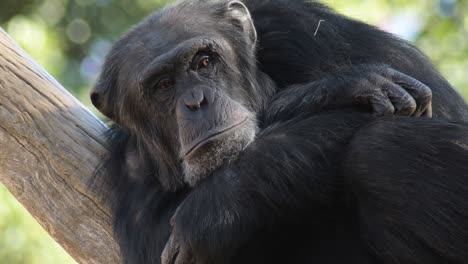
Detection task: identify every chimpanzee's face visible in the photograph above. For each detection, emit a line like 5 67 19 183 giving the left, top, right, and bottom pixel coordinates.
91 1 265 187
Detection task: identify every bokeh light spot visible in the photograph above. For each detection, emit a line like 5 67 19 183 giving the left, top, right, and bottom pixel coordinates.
38 0 65 25
66 18 91 44
7 16 47 52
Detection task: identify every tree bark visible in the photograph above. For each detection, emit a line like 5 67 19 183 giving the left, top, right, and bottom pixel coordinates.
0 28 120 263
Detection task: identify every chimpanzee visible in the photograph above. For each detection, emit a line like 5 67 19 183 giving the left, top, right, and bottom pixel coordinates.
90 1 468 264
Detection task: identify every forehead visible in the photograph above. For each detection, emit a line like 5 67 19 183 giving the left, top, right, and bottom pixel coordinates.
115 3 224 72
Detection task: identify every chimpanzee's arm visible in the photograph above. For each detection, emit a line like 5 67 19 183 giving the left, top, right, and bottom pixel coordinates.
263 64 432 125
163 111 372 264
161 64 432 264
161 64 433 264
340 118 468 263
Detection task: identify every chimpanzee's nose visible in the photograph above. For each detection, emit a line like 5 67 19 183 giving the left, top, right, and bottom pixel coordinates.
183 89 207 111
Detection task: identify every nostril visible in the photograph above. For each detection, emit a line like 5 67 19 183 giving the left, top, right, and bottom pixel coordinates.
200 96 207 107
90 92 100 107
184 92 208 112
185 103 201 111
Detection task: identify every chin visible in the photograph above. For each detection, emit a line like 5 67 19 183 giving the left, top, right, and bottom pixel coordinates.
182 119 257 187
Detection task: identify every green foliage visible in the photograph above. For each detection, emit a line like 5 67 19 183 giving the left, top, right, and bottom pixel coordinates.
0 0 466 262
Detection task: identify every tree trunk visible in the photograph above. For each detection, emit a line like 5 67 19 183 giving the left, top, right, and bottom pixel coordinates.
0 28 120 263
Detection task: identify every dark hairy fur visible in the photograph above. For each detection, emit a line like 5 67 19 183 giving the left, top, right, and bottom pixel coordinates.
92 0 468 263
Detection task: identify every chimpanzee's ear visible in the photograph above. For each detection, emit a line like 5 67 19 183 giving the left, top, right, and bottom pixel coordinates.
226 1 257 48
90 81 115 120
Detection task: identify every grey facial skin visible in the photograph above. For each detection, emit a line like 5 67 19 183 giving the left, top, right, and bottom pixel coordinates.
181 118 257 187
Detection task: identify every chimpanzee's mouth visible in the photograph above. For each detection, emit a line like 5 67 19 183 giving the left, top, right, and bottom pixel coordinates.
184 117 249 158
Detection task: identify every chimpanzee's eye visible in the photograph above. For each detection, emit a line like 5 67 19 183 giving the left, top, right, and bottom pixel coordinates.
156 78 174 90
192 53 213 71
198 56 210 69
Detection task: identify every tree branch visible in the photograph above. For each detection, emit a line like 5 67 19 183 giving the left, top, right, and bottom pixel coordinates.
0 28 120 263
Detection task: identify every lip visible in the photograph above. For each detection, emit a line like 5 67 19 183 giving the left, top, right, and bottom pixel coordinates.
184 117 249 158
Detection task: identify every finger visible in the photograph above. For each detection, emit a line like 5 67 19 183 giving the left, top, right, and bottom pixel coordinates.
413 95 432 117
175 245 193 264
386 69 432 117
162 234 180 264
381 80 417 116
406 83 432 117
356 91 395 116
421 101 433 117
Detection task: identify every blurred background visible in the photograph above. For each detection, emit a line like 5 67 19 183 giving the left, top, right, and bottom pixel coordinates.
0 0 466 263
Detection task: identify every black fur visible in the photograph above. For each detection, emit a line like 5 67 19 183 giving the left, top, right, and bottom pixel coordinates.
91 1 468 263
247 0 467 120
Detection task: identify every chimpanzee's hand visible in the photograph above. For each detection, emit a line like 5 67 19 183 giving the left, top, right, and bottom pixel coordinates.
161 168 248 264
161 216 193 264
161 232 193 264
343 66 433 117
266 65 432 123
